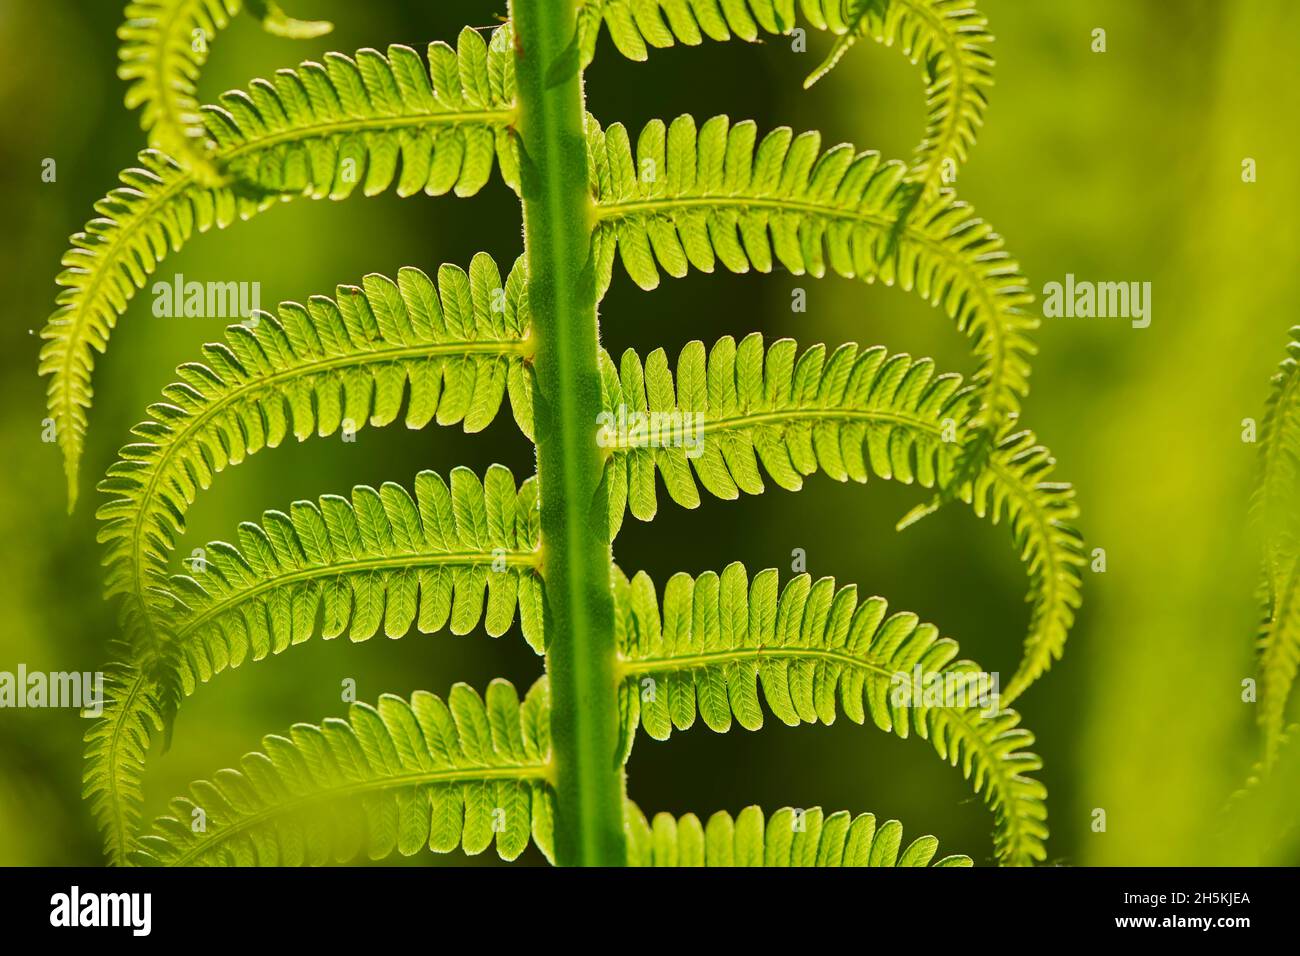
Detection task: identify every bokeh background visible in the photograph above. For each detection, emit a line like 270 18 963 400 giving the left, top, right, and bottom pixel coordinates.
1 0 1297 866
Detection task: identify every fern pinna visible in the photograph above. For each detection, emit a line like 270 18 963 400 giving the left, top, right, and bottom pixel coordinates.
1244 328 1300 771
48 0 1082 867
1215 328 1300 864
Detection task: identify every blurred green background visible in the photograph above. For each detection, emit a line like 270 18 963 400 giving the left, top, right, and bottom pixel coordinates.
1 0 1297 866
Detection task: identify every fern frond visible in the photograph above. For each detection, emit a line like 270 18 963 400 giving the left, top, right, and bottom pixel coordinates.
1255 327 1300 759
132 680 556 865
588 114 1035 441
97 255 534 655
117 0 332 182
624 801 971 866
612 563 1048 865
577 1 992 195
41 26 519 507
967 429 1083 700
82 656 165 866
599 334 1083 700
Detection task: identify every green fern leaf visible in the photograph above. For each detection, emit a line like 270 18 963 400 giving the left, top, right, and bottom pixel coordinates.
86 465 542 865
96 255 534 656
576 1 992 196
1255 327 1300 759
1260 559 1300 767
1254 327 1300 578
588 114 1035 440
131 680 555 865
160 465 545 677
61 0 1076 874
41 27 519 507
624 802 971 866
802 0 992 195
117 0 332 183
612 562 1048 865
82 656 167 867
599 334 1083 700
243 0 333 38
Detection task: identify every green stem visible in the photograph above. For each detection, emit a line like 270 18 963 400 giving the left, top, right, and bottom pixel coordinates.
510 0 627 866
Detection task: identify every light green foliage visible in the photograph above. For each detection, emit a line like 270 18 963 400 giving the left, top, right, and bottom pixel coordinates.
97 254 533 662
575 0 794 60
117 0 333 182
601 336 973 528
801 0 992 196
83 659 167 866
205 27 520 196
161 465 546 679
1254 327 1300 760
1255 328 1300 568
55 0 1079 868
117 0 241 180
243 0 333 38
588 113 1036 439
625 803 971 866
600 335 1083 700
1260 562 1300 765
575 0 992 194
613 563 1047 865
1215 330 1300 858
86 466 544 865
132 680 556 865
43 27 518 505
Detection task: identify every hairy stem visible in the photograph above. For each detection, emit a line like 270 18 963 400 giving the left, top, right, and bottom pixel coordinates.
511 0 627 865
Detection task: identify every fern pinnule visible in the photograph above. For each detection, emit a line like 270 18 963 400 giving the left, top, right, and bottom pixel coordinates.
612 563 1048 865
600 334 1083 699
96 255 533 661
131 680 555 865
575 0 790 61
588 114 1035 440
243 0 334 38
42 29 519 507
624 802 972 866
